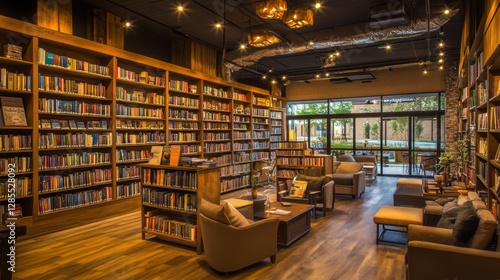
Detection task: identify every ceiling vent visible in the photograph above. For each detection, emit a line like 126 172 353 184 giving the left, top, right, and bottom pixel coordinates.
369 2 408 29
330 72 376 83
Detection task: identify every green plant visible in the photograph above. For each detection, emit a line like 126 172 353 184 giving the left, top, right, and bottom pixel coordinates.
437 136 470 177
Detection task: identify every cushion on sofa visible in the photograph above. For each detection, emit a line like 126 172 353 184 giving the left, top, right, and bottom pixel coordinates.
201 198 229 224
335 162 363 174
469 209 497 249
223 201 250 227
330 173 354 185
452 201 480 243
337 154 356 162
436 206 460 229
296 174 331 189
333 161 341 173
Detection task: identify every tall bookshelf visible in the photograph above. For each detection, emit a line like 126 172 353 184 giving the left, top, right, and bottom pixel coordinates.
140 164 220 254
457 0 500 225
0 15 273 236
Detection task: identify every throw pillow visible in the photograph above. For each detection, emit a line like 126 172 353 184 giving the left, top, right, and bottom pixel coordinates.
452 201 480 243
436 205 460 229
337 154 356 162
457 194 470 206
296 174 327 192
335 162 363 174
435 197 454 206
223 201 250 227
200 198 229 224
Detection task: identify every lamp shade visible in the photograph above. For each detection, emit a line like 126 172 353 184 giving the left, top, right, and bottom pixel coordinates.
256 0 287 19
283 9 314 28
248 30 281 47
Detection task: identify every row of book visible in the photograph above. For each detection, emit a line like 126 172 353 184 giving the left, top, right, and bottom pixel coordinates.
233 123 249 130
116 67 165 86
233 142 251 151
234 151 251 163
271 111 283 119
477 81 488 105
252 151 270 161
468 52 484 86
168 109 199 120
220 163 251 177
271 135 282 142
142 170 198 189
0 177 31 198
116 87 165 105
234 131 251 139
4 44 22 60
144 211 197 241
39 119 108 130
38 132 112 149
276 142 308 149
278 169 301 178
38 152 111 170
116 148 150 162
38 169 112 192
0 156 31 174
177 144 201 155
203 132 230 141
203 111 231 122
38 75 107 97
204 122 230 130
277 158 303 165
116 119 164 130
233 92 248 101
271 119 282 126
206 154 232 166
253 131 270 138
116 104 164 118
253 141 270 149
477 113 488 130
203 100 230 111
233 116 250 123
304 157 326 166
169 120 198 130
0 134 32 151
276 150 304 156
490 106 500 130
220 175 250 192
115 132 165 145
252 108 270 116
477 138 487 156
38 186 113 214
233 104 250 115
38 48 110 76
117 165 140 180
169 96 199 108
0 69 32 91
168 80 196 93
38 98 111 116
142 188 197 212
203 142 231 153
253 96 270 106
203 85 229 98
117 182 140 198
169 132 199 142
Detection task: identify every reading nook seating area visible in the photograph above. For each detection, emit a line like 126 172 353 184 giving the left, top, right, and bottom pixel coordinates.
2 1 500 279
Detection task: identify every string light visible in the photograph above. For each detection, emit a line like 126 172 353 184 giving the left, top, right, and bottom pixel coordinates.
215 22 222 29
124 21 131 28
281 75 287 80
444 9 450 15
177 5 184 12
314 2 322 9
385 44 391 51
240 43 246 50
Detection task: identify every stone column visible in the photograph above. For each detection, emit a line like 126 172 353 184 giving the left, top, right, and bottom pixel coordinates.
442 61 459 152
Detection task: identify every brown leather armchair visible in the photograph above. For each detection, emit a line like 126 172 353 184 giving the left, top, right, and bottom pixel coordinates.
199 200 279 274
330 162 366 199
278 174 334 218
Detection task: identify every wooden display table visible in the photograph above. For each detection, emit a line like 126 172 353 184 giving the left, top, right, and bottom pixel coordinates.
254 202 314 246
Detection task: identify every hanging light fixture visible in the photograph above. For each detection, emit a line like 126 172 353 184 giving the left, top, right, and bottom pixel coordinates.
256 0 287 19
248 29 281 47
282 9 314 28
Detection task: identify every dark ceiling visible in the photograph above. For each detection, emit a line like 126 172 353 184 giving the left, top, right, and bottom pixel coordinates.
76 0 464 84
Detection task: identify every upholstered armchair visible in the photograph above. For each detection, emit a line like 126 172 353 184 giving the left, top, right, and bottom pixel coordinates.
278 174 334 218
198 199 279 275
330 162 366 199
337 154 378 178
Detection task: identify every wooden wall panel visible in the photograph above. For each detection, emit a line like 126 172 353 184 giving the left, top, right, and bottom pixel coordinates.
106 12 124 49
37 0 72 34
171 40 192 69
484 0 500 62
190 42 217 77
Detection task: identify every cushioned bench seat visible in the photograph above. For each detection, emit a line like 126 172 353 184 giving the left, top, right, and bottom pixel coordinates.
396 178 422 189
373 205 423 244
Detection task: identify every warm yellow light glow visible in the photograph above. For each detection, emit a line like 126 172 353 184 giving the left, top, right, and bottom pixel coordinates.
283 9 314 28
262 75 267 80
439 58 444 63
439 42 444 48
315 74 320 79
439 65 444 70
256 0 287 19
177 5 184 12
315 3 321 9
325 73 330 77
423 69 428 74
444 9 450 15
215 23 222 29
124 21 131 27
271 79 277 84
240 44 246 50
385 44 391 50
282 75 287 80
439 52 444 56
247 30 281 47
329 54 334 58
309 40 315 46
335 50 341 56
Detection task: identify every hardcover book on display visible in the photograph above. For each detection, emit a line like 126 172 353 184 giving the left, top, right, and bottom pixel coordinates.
0 96 27 126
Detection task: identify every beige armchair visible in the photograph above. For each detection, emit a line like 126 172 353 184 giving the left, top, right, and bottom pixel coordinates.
199 199 279 275
330 162 366 199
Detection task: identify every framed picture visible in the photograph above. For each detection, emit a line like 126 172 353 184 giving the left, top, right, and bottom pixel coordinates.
0 96 27 126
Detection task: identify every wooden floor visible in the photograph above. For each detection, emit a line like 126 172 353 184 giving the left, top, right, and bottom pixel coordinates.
14 176 408 280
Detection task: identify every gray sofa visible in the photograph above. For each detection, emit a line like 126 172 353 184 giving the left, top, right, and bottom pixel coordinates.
329 162 366 199
406 192 500 279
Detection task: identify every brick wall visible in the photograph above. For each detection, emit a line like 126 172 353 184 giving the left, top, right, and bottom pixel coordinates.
443 61 459 152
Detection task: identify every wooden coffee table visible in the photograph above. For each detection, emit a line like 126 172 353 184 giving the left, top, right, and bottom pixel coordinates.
254 202 314 246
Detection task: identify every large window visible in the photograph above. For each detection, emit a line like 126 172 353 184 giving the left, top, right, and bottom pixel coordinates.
286 93 445 177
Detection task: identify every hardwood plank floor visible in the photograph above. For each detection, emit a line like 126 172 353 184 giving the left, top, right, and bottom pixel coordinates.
14 176 407 280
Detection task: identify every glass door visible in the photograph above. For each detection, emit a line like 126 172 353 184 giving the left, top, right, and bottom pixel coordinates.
331 117 354 157
380 116 410 175
412 115 439 177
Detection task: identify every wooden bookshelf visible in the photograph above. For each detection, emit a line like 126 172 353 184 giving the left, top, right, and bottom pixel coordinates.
0 15 271 236
140 164 220 254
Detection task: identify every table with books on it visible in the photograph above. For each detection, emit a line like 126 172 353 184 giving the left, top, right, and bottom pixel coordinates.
422 177 465 198
253 201 314 246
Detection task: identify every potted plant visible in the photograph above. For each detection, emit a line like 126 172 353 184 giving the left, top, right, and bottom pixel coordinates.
437 136 470 184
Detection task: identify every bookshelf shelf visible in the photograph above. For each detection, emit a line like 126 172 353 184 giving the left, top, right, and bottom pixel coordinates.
140 165 220 254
